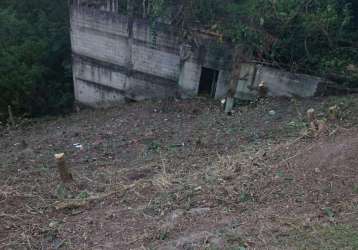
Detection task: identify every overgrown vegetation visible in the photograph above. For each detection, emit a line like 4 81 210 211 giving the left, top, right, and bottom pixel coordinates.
276 224 358 249
1 0 358 119
145 0 358 82
0 0 73 120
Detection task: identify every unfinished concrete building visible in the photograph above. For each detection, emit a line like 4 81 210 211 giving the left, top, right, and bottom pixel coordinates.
70 0 325 107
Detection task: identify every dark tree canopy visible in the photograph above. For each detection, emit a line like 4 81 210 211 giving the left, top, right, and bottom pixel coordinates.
0 0 73 119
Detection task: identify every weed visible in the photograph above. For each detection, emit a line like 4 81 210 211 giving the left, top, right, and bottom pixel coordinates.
285 120 307 136
239 192 251 203
37 164 50 173
276 171 285 178
77 191 90 199
226 127 239 134
56 184 69 200
205 246 220 250
148 141 161 152
159 230 169 241
287 120 306 129
152 156 173 190
276 224 358 249
167 143 185 153
227 246 246 250
224 232 244 244
353 185 358 194
145 192 177 216
323 207 335 221
222 229 247 250
204 174 218 185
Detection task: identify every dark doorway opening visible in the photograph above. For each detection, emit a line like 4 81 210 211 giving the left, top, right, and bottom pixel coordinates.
198 67 219 98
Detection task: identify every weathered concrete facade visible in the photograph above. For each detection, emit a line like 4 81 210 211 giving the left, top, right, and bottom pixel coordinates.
70 0 325 107
70 0 181 107
236 64 325 100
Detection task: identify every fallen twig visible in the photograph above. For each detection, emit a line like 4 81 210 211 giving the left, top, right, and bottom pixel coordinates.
279 144 315 165
0 213 23 220
53 184 134 210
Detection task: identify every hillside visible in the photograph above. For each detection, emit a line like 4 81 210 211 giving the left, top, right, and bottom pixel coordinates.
1 95 358 249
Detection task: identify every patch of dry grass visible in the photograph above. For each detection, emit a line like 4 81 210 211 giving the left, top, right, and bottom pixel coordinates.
152 154 175 191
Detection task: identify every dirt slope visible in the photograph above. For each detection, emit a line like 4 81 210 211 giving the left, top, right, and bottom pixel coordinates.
0 95 358 249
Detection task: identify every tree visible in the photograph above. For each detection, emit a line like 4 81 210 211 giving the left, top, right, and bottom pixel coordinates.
148 0 358 85
0 0 73 120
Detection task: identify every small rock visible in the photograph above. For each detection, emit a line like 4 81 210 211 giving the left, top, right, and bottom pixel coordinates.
194 186 202 192
49 221 59 228
73 143 83 150
188 207 210 216
174 231 224 249
169 209 185 223
160 209 186 232
269 110 276 116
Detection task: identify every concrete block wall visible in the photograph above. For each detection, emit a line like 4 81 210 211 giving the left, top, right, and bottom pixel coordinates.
70 0 325 108
254 65 323 98
234 63 325 100
70 0 184 107
75 79 126 107
178 61 202 96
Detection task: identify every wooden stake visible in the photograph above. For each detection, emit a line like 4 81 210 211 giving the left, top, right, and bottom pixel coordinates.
306 108 328 137
7 105 15 128
55 153 73 183
307 108 316 123
328 105 339 121
258 81 268 98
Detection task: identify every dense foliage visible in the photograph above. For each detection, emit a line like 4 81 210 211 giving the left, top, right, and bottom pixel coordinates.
222 0 358 80
0 0 73 119
147 0 358 84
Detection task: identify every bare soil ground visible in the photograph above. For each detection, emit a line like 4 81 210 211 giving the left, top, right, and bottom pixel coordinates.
1 95 358 249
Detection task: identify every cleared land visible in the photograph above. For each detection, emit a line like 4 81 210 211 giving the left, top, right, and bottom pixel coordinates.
1 95 358 249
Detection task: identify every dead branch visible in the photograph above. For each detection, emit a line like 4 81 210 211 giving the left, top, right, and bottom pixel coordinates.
0 213 23 220
53 184 134 210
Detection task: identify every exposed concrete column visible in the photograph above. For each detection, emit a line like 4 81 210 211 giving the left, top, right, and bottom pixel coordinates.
215 70 231 99
120 0 134 90
111 0 118 12
178 44 202 97
225 46 246 114
115 0 119 12
102 0 119 12
69 0 80 9
126 0 134 73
